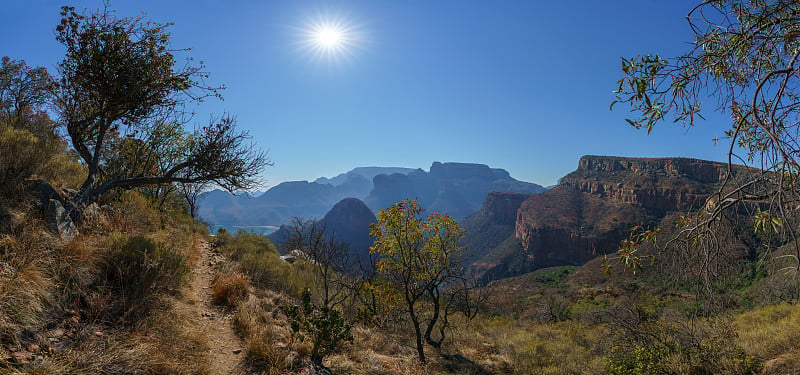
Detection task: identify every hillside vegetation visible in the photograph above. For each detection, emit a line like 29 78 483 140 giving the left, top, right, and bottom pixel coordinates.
4 1 800 374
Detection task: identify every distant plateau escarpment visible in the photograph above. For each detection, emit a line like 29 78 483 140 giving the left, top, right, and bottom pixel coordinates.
466 155 733 282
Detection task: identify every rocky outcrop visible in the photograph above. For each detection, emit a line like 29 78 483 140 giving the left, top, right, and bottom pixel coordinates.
468 155 736 282
514 156 731 271
45 199 78 241
479 191 534 226
559 155 729 213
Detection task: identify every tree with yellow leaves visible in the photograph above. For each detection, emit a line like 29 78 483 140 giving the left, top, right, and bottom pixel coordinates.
369 199 477 363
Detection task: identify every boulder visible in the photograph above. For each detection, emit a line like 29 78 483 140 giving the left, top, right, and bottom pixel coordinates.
45 199 78 241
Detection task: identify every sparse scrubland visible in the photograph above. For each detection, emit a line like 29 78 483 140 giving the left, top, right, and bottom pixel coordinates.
5 1 800 374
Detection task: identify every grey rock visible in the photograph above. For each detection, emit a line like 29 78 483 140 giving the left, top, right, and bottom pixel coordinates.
45 199 78 241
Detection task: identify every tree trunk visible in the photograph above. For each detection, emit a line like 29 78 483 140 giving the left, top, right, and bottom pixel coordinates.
424 287 443 349
408 299 426 363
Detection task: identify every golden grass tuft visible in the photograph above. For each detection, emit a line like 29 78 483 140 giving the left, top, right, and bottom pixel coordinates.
233 295 294 374
212 271 250 307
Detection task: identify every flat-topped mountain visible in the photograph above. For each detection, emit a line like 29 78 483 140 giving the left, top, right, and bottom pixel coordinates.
559 155 727 212
365 162 545 220
467 155 733 282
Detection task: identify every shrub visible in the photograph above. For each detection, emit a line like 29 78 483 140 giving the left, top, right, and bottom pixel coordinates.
98 233 189 323
38 140 85 191
212 272 250 307
109 191 164 233
285 289 354 369
606 344 672 375
221 231 313 298
0 126 50 196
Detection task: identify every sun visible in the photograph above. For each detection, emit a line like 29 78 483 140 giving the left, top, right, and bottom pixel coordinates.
298 13 362 64
314 26 343 49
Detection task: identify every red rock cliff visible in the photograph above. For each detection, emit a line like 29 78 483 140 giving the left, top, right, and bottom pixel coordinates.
513 155 731 269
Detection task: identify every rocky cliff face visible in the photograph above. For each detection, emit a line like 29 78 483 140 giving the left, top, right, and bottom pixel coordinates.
478 191 535 226
559 155 728 213
515 156 730 270
462 192 538 282
469 155 733 282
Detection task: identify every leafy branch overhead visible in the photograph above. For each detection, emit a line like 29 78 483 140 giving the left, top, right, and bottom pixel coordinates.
613 0 800 280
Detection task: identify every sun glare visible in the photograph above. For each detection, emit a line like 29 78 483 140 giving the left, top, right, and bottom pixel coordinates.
315 27 343 48
299 13 362 65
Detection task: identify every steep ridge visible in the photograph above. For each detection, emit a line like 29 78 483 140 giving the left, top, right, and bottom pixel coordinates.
462 192 539 283
468 155 733 282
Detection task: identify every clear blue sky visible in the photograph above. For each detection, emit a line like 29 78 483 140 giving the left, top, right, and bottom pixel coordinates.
2 0 730 187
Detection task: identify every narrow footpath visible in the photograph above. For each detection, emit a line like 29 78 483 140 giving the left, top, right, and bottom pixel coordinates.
188 240 244 374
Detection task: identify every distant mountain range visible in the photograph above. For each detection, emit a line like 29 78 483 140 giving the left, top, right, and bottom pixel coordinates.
204 156 744 286
365 162 544 220
197 163 544 227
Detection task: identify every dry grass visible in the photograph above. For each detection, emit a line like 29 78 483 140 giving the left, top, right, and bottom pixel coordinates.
22 300 210 374
212 272 250 307
0 225 56 350
233 294 295 374
736 302 800 364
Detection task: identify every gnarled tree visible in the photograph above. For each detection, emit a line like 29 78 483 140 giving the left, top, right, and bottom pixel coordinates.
54 6 269 220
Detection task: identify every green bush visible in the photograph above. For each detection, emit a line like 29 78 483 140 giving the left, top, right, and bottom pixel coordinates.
220 231 313 298
285 289 353 368
0 126 51 196
98 233 189 323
